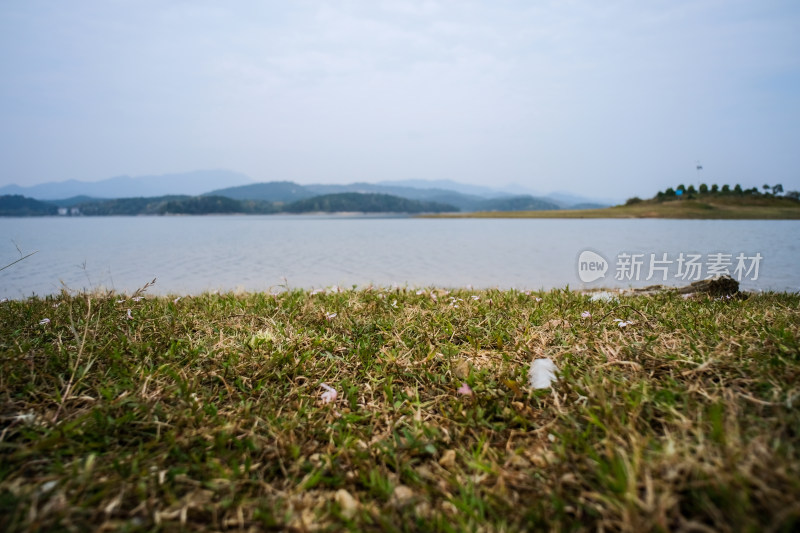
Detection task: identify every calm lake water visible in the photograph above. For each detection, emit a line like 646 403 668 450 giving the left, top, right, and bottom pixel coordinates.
1 216 798 298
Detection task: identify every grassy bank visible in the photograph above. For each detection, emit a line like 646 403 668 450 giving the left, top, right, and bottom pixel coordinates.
427 196 800 219
1 287 799 531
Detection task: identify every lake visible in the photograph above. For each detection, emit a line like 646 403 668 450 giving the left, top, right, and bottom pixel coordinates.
1 216 798 299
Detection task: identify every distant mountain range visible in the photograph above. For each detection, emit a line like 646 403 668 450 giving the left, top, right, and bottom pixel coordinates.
377 180 618 208
204 181 602 212
0 170 614 211
0 170 253 200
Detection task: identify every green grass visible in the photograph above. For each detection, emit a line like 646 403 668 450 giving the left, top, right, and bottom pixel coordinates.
427 196 800 219
1 286 799 531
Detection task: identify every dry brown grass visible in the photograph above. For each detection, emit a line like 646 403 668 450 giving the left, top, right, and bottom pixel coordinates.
1 287 798 531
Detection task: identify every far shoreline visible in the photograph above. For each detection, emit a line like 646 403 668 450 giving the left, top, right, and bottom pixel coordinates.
420 199 800 220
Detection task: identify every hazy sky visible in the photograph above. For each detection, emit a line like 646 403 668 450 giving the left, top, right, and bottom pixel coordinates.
1 0 799 198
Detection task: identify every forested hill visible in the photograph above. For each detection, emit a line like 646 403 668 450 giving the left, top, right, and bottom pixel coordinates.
283 193 456 214
0 192 458 216
0 195 57 216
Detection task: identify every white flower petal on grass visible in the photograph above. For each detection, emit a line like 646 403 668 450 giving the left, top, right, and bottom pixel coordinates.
173 296 182 304
126 309 133 320
529 358 559 389
40 480 58 494
39 318 50 326
324 312 337 321
13 412 36 424
320 383 338 403
535 297 542 302
132 296 144 302
581 311 592 318
471 295 480 301
416 289 425 295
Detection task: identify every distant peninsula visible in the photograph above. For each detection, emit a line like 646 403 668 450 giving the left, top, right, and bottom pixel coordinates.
427 183 800 220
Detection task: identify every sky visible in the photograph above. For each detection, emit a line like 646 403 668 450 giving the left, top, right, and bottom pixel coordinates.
1 0 799 199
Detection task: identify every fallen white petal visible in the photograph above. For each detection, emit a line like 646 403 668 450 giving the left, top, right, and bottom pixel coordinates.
529 358 559 389
40 481 58 494
14 412 36 424
320 383 338 403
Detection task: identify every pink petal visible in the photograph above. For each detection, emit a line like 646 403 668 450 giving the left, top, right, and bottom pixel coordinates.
457 383 473 396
